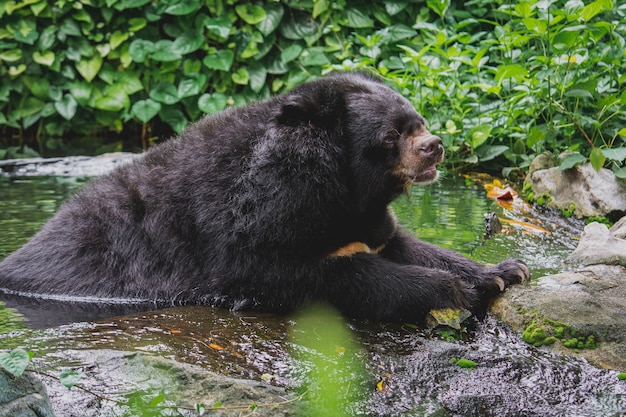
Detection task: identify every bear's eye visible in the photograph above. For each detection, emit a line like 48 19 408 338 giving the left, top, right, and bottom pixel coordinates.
382 129 401 148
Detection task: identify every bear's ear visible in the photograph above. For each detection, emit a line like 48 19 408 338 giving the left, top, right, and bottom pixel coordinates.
277 84 344 127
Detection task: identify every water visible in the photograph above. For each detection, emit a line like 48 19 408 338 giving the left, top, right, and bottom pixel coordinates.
1 172 623 417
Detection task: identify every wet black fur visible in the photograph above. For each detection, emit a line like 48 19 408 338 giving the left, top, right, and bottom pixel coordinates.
0 72 527 323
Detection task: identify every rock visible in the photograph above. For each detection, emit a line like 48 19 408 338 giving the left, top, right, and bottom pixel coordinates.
0 153 139 177
566 221 626 267
0 369 55 417
38 350 298 417
523 151 555 189
492 264 626 370
528 161 626 219
610 215 626 239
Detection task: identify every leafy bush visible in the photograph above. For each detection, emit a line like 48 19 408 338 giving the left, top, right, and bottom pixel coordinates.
378 0 626 177
1 0 624 177
0 0 422 156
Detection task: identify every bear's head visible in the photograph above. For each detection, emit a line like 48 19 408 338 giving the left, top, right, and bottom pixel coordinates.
277 72 444 208
340 73 444 206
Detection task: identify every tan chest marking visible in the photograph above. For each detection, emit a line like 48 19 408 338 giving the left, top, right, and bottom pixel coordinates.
327 241 387 258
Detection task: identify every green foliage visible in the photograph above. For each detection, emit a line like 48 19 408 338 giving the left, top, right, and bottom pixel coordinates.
1 0 624 176
380 0 626 176
451 357 477 369
522 315 598 351
0 348 31 377
289 304 366 416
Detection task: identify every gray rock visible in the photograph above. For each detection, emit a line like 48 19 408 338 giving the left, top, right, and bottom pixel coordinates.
0 153 139 177
566 221 626 266
610 215 626 239
528 161 626 218
0 369 55 417
492 264 626 370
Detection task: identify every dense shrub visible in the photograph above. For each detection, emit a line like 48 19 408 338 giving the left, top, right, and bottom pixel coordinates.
0 0 624 176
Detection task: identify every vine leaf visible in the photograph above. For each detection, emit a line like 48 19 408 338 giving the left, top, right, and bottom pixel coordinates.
589 147 606 172
55 94 78 120
0 348 31 377
59 369 83 390
75 55 102 82
131 99 161 123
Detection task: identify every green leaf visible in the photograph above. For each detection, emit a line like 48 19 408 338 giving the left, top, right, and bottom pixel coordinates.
248 64 267 93
619 128 626 137
75 55 103 82
0 49 22 62
129 39 154 63
300 48 330 67
235 4 267 25
164 0 201 15
476 145 509 162
203 50 234 71
258 3 284 36
426 0 450 19
22 75 51 99
589 147 606 171
38 26 57 50
8 64 27 77
198 92 228 114
173 30 204 55
69 82 93 106
385 1 408 16
59 369 82 390
16 97 45 118
580 0 613 22
131 99 161 123
60 19 81 37
495 64 528 84
613 165 626 179
522 17 547 34
159 107 188 133
117 73 143 95
467 124 492 149
232 68 249 85
280 13 319 40
383 24 416 43
281 44 303 64
205 16 232 39
455 358 477 369
0 349 30 377
94 86 130 111
150 82 179 104
55 94 78 120
346 9 374 28
313 0 329 18
128 17 147 32
178 73 207 99
559 153 587 170
602 147 626 162
110 31 129 50
33 51 55 66
526 127 546 147
151 40 182 62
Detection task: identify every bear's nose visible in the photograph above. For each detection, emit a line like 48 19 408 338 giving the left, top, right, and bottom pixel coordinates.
419 135 443 157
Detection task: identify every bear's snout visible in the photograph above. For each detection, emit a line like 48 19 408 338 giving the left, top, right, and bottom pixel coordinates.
418 135 443 159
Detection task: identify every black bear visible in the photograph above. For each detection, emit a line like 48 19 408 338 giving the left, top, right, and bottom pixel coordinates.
0 72 529 323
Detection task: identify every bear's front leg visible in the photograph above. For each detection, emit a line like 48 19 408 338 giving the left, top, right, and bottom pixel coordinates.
379 229 530 298
322 254 481 323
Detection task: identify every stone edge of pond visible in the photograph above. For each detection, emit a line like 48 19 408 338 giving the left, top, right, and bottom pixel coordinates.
491 263 626 372
0 153 141 178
